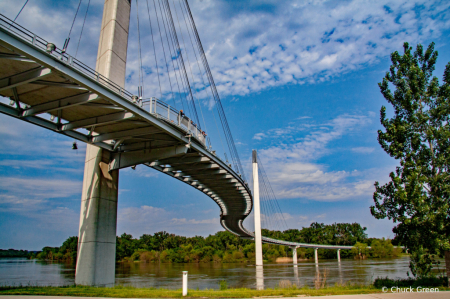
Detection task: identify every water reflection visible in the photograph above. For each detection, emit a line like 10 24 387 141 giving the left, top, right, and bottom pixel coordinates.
0 257 414 289
255 266 264 290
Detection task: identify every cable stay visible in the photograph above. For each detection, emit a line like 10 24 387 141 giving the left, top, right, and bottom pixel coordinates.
13 0 30 23
182 0 246 180
75 0 91 58
129 0 246 183
252 155 288 234
145 0 163 100
62 0 83 53
135 0 145 99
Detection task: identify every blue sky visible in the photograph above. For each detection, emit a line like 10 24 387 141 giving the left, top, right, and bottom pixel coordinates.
1 0 450 250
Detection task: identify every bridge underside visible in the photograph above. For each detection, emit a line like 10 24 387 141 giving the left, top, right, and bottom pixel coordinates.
0 19 253 238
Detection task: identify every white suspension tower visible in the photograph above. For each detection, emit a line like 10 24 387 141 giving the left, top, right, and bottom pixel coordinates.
252 150 263 266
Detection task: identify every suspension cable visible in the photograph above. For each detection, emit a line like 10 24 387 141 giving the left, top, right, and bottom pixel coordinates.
160 0 190 116
75 0 90 58
172 0 207 133
181 1 231 153
136 0 144 97
63 0 83 53
13 0 30 23
145 0 163 100
183 0 245 179
179 1 227 155
258 156 288 230
152 0 178 107
157 0 187 113
163 0 201 129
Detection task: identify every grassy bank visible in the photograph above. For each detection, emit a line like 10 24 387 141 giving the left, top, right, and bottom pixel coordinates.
0 285 383 298
0 284 448 298
1 277 448 298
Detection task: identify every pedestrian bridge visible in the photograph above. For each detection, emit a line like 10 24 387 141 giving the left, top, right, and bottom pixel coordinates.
0 13 355 254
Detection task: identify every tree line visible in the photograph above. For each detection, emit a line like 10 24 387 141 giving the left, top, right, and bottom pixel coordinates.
32 222 401 263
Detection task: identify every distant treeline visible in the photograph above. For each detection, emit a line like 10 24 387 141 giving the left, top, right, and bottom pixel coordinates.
0 249 30 258
32 222 402 263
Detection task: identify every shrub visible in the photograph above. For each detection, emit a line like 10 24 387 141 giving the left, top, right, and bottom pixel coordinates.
219 280 227 290
232 251 244 260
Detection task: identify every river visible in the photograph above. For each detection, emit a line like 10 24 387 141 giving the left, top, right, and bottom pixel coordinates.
0 257 414 289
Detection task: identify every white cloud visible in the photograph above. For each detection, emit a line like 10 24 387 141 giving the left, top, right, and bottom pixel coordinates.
255 113 380 201
1 0 448 103
0 177 82 200
181 0 450 99
171 218 219 225
351 147 375 154
117 205 222 237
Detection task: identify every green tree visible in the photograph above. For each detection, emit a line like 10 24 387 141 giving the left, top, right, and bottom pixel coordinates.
59 236 78 262
370 42 450 284
351 242 369 259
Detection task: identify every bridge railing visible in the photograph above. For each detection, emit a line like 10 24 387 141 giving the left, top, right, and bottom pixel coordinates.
148 98 206 147
0 14 134 100
0 14 208 148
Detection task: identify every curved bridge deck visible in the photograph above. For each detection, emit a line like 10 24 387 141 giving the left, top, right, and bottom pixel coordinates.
0 14 252 237
0 15 361 251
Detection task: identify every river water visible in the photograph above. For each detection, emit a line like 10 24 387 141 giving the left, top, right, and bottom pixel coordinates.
0 257 413 289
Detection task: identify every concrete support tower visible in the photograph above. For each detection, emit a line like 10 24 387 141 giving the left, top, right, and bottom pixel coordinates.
75 0 131 287
252 150 263 267
292 246 298 265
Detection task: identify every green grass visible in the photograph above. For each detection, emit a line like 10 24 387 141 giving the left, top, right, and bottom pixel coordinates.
0 285 384 298
1 278 448 298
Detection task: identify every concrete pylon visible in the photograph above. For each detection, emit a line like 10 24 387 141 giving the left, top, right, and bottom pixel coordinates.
75 0 131 287
252 150 263 267
292 246 298 266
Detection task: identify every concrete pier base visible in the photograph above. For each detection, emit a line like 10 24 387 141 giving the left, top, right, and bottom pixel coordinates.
75 146 119 287
337 249 341 262
314 248 318 264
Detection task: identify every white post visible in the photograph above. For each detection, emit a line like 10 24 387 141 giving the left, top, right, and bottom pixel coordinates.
314 248 318 264
182 271 188 296
252 150 263 267
75 0 131 287
337 249 341 262
293 247 298 266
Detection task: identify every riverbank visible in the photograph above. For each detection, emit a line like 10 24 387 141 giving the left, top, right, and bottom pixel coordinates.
0 284 448 298
0 285 393 297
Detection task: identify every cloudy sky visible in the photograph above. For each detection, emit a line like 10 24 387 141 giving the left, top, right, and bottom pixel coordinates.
1 0 450 250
